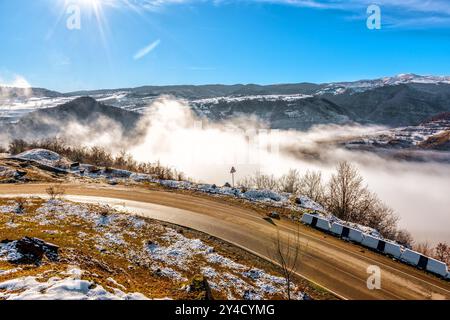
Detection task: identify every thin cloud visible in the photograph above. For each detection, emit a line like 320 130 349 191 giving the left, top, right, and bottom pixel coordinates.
119 0 450 28
133 39 161 60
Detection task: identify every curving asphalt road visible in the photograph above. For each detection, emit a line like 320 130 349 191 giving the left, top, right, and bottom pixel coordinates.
1 183 449 300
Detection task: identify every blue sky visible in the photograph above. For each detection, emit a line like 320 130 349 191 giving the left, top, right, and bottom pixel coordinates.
1 0 450 92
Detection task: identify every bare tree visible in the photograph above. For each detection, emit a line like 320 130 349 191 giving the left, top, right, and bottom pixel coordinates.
253 172 279 190
327 161 368 221
434 242 450 264
278 169 301 193
298 170 325 204
271 227 307 300
239 172 279 191
326 161 403 240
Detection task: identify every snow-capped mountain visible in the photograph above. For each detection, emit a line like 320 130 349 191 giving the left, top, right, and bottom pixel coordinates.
317 74 450 95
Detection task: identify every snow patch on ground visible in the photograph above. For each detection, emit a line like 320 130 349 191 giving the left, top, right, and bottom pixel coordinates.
36 200 91 222
0 241 24 262
147 228 214 271
1 197 306 300
8 149 325 216
0 205 16 214
15 149 62 166
0 268 148 300
0 268 21 276
0 166 17 179
145 228 304 299
242 189 288 203
296 195 324 212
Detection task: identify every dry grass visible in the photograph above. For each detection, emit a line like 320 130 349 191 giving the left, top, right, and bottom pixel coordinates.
0 159 62 184
0 197 335 300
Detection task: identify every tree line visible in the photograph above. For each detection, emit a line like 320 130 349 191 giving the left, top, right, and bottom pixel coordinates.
239 162 413 247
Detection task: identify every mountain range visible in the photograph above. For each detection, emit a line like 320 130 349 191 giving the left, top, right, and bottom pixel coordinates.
1 73 450 130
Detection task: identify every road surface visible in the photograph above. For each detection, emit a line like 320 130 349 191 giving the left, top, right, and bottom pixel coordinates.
1 183 449 300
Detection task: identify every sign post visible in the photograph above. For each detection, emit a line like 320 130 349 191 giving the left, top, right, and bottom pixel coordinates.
230 166 236 188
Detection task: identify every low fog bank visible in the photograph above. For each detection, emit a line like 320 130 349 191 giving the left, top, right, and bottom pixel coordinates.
133 98 450 243
4 97 450 243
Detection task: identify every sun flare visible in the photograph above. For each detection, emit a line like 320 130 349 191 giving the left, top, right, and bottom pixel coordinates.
78 0 102 10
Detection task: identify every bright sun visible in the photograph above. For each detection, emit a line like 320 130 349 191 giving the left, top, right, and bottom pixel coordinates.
78 0 102 10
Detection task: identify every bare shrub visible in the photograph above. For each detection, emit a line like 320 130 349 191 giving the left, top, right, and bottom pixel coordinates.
251 172 278 190
395 229 414 248
298 170 325 204
414 241 434 256
114 150 137 171
46 184 66 200
237 176 253 190
278 169 301 194
99 206 110 218
15 198 26 214
87 146 114 167
8 139 28 155
237 172 279 191
7 138 187 181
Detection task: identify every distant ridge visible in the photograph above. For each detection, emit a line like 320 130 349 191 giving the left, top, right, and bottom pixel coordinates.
3 96 142 141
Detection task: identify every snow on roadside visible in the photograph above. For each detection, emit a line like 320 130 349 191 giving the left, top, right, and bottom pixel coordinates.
295 195 324 212
9 149 323 214
242 189 288 203
0 268 149 300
